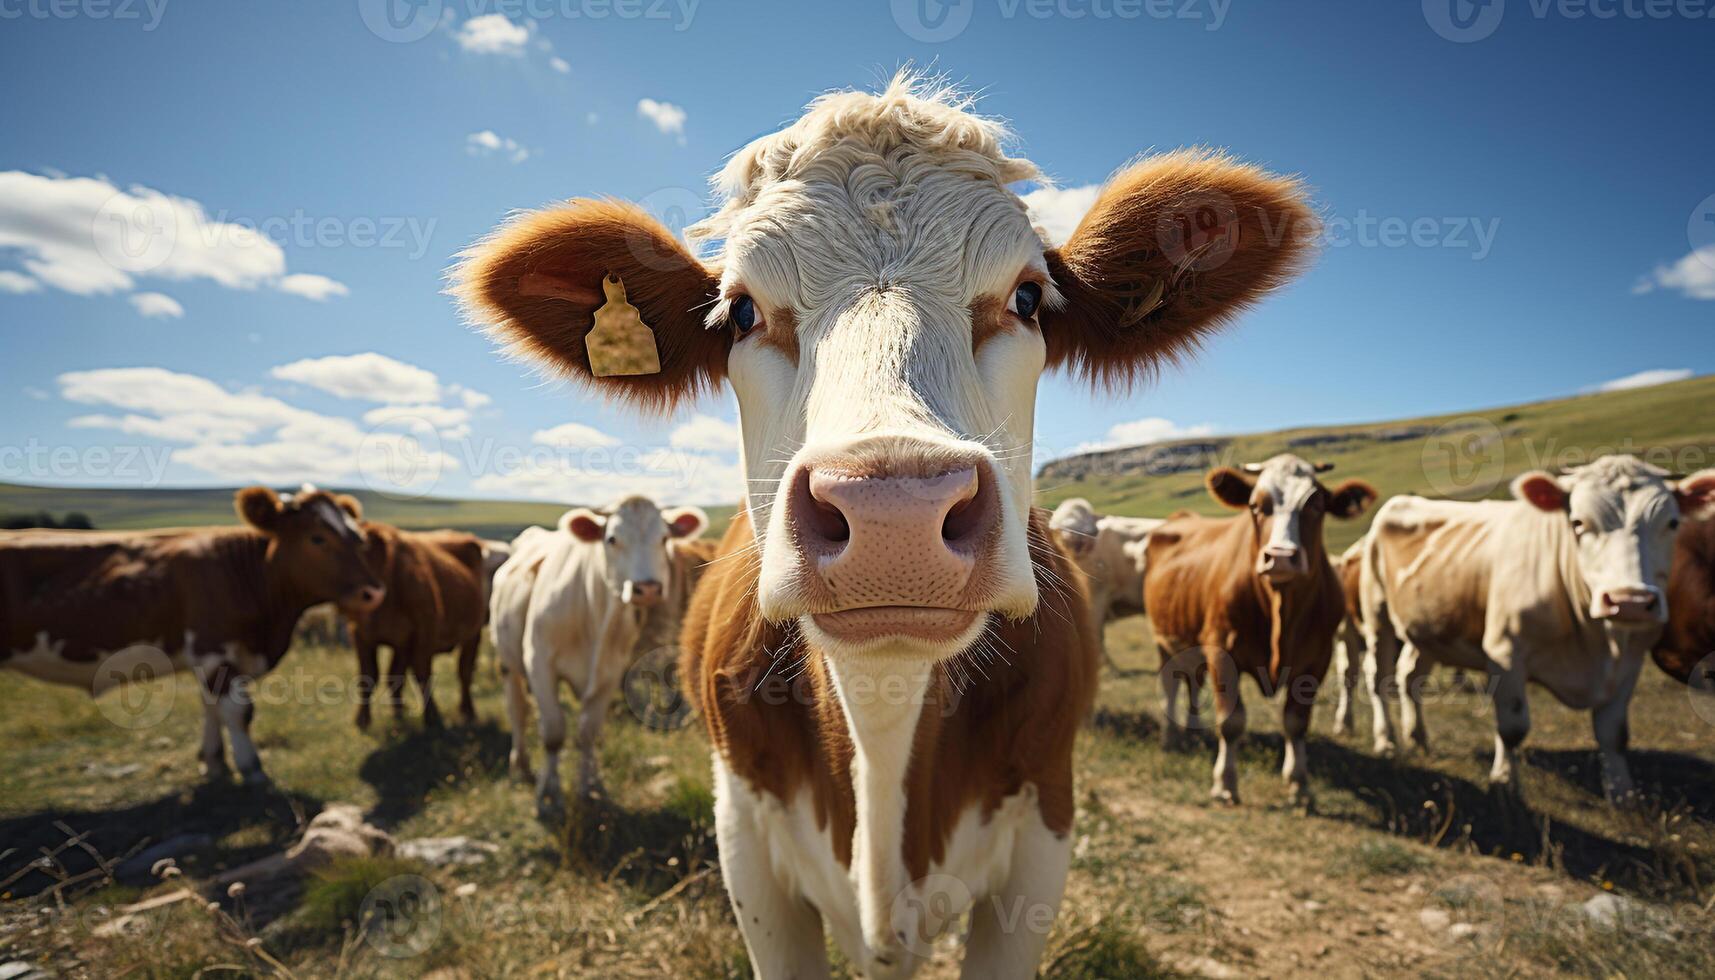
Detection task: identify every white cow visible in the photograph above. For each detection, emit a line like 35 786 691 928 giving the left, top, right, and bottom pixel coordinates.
1359 457 1715 803
1048 498 1165 676
490 496 706 809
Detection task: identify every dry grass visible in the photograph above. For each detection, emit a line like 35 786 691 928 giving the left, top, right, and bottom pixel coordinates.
3 615 1714 978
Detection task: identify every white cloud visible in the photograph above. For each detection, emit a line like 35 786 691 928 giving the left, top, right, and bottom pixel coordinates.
472 449 741 505
466 130 529 164
532 421 620 449
669 414 739 453
549 56 570 73
276 273 349 301
363 403 470 433
1020 184 1101 246
0 171 341 303
271 352 442 404
450 385 491 409
0 270 41 293
637 98 687 142
128 291 184 319
1634 248 1715 300
1587 368 1694 393
1053 416 1217 458
453 13 530 55
58 365 454 490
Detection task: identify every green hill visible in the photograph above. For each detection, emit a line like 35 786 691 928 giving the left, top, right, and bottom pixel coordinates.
1036 372 1715 553
4 374 1708 549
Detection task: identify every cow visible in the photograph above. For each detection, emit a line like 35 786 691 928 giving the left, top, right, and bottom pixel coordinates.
0 485 383 784
1358 458 1715 804
1330 540 1367 737
1654 515 1715 690
346 523 511 730
454 74 1316 977
1047 497 1165 674
1145 456 1376 807
489 498 707 810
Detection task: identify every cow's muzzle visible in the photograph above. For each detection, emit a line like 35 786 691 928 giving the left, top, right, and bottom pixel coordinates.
1258 543 1309 583
622 579 664 607
342 584 386 614
1593 587 1665 626
784 449 1000 646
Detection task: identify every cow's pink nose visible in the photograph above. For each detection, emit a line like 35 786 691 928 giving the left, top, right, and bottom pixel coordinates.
352 585 386 611
1260 544 1306 579
627 580 664 606
792 461 997 608
1600 588 1659 621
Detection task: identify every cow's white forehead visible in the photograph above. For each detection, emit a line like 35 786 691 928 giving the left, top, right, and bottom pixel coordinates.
1252 454 1321 502
603 495 667 536
1564 456 1675 519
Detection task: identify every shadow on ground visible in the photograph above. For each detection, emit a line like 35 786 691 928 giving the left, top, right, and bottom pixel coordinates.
356 720 512 823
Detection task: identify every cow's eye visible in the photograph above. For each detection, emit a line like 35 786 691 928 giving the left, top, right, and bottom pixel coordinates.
1668 518 1680 532
1571 519 1585 536
730 295 761 336
310 533 327 546
606 535 619 547
1011 282 1043 320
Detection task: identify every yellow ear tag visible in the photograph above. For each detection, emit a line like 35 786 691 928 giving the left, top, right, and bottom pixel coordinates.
585 274 662 378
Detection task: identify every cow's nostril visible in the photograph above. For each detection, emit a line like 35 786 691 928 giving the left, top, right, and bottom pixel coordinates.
800 471 851 545
941 468 986 544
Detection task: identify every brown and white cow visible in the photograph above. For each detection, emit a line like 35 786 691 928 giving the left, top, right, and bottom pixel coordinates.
455 75 1315 977
488 498 706 809
0 485 383 784
1047 497 1165 674
1145 456 1376 806
346 523 511 730
1654 514 1715 690
1359 459 1715 803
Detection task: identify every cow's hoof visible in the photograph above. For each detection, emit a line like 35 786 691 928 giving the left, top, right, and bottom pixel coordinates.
355 709 372 731
1373 740 1398 759
1210 787 1239 807
459 707 477 726
240 767 272 788
1287 784 1315 814
200 760 230 783
536 795 565 821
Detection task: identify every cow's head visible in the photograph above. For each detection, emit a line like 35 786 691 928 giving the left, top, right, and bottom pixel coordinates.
563 496 706 607
1208 455 1375 583
456 75 1316 660
236 484 385 613
1049 498 1101 560
1513 459 1715 628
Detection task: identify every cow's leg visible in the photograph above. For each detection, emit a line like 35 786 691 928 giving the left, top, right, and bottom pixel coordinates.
1159 650 1184 747
1397 642 1432 753
1362 621 1401 757
354 636 379 731
382 646 407 720
404 645 442 729
500 662 534 780
572 656 626 799
1281 685 1315 811
1592 658 1643 805
455 635 480 724
199 696 229 780
1331 623 1361 737
1184 661 1205 736
961 809 1072 979
220 677 267 786
1209 649 1246 805
713 758 830 979
1487 665 1529 792
526 624 566 812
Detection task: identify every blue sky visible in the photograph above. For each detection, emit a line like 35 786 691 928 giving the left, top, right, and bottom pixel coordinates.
1 0 1710 503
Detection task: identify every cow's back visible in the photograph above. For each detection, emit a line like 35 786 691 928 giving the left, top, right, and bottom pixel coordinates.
1369 496 1503 664
1091 515 1164 617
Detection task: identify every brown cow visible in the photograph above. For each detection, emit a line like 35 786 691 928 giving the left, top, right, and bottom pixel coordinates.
1145 455 1376 807
1653 516 1715 690
455 74 1315 975
347 523 510 730
0 485 383 784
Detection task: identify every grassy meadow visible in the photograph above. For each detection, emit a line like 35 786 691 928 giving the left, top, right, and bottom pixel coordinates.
3 374 1715 977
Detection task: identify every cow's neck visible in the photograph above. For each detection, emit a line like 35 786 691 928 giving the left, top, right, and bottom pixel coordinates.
823 648 933 960
243 534 319 663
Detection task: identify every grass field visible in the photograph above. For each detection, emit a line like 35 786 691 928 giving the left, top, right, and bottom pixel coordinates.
3 374 1714 977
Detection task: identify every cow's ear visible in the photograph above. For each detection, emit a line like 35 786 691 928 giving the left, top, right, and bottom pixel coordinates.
1328 480 1378 519
1207 467 1257 510
236 486 283 532
562 508 607 543
1512 471 1568 512
665 506 708 539
335 493 364 521
1673 469 1715 520
453 200 726 413
1043 150 1317 387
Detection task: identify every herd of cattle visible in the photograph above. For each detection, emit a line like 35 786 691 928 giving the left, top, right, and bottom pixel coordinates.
6 77 1715 977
